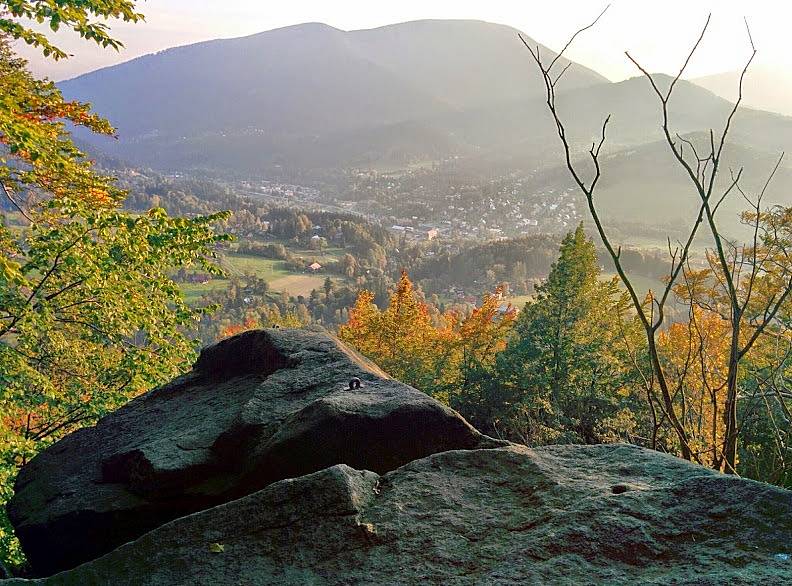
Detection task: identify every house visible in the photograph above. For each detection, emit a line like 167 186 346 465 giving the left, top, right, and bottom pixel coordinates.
183 272 212 284
308 262 322 272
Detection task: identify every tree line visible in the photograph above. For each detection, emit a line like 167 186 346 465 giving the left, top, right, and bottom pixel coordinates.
341 224 792 489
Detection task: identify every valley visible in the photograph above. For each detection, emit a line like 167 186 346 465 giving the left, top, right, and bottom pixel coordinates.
4 5 792 580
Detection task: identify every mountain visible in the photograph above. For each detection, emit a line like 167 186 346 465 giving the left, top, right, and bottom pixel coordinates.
692 66 792 117
59 19 606 172
594 136 792 239
63 25 792 179
521 129 792 238
60 19 792 236
440 73 792 163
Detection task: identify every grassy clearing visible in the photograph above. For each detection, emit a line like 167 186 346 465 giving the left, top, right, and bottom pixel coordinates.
507 295 533 309
222 253 290 280
236 237 344 265
268 275 327 297
288 246 345 264
181 279 229 304
180 250 339 302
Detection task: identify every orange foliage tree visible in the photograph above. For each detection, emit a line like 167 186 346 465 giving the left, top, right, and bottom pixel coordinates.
339 270 515 403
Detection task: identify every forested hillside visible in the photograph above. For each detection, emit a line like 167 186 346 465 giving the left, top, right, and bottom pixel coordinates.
59 19 604 171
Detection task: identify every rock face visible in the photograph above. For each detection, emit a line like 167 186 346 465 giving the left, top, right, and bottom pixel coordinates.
7 329 502 576
8 444 792 585
5 329 792 584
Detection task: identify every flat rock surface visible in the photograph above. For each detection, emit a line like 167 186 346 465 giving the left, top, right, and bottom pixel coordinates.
7 329 501 575
8 444 792 585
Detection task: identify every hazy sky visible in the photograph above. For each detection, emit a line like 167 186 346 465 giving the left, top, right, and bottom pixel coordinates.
16 0 792 82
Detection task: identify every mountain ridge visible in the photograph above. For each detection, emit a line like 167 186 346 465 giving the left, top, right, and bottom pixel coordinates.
691 65 792 117
59 19 607 171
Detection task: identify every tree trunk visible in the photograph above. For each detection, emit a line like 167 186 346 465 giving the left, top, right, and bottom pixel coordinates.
721 324 741 474
648 335 693 461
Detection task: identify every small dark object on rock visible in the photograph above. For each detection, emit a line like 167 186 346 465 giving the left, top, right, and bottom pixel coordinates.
611 484 629 495
349 377 362 390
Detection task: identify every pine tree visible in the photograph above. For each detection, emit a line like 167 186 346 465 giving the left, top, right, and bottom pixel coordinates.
492 224 633 444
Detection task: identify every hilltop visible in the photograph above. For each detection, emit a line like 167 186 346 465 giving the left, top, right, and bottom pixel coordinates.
59 19 604 171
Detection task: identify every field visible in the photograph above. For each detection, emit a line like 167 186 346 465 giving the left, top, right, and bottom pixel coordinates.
181 248 342 303
289 246 347 263
223 253 289 280
181 279 229 304
268 275 327 297
506 295 532 309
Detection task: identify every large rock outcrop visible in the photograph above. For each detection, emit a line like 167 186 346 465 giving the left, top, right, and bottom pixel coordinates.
5 329 792 584
7 444 792 585
7 329 502 576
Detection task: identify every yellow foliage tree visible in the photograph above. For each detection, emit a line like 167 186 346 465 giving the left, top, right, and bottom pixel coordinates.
658 308 732 467
339 271 515 402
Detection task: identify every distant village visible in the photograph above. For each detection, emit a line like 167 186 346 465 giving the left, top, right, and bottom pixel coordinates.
221 169 582 246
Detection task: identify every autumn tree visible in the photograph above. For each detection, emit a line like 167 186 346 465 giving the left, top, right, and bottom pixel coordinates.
340 271 514 400
656 308 732 463
216 303 307 341
0 2 230 568
525 9 792 474
340 271 439 390
440 287 515 409
668 206 792 482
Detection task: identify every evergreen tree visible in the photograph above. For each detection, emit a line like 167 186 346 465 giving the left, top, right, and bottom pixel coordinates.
491 224 635 444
